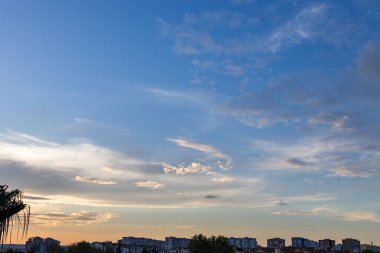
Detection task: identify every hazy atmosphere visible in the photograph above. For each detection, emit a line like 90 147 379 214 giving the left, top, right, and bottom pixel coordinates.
1 0 380 246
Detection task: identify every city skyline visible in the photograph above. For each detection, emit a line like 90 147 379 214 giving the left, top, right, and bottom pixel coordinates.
14 235 368 247
1 0 380 245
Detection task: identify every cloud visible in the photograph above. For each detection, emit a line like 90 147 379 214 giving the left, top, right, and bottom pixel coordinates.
0 143 265 209
309 112 352 132
329 167 375 178
274 206 380 223
134 181 166 190
212 176 235 183
0 130 147 182
176 225 197 229
281 193 336 203
74 176 117 185
249 134 380 178
229 0 254 6
167 137 232 169
163 162 211 175
158 10 258 56
286 158 314 167
24 195 50 201
163 161 235 185
267 4 328 53
156 5 379 135
31 210 113 228
204 195 219 199
158 16 222 55
277 200 288 206
273 210 311 215
143 87 207 105
303 178 315 184
344 211 380 222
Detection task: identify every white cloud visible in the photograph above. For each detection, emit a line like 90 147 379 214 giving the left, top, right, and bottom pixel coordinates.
167 137 232 169
0 130 146 181
267 4 328 53
163 162 211 175
329 167 375 178
212 176 235 183
134 181 166 190
74 176 117 185
344 211 380 222
332 116 350 131
163 162 235 185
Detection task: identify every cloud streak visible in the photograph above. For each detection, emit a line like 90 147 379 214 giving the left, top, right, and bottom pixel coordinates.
267 4 328 53
167 137 232 169
31 210 113 228
274 206 380 223
134 181 166 190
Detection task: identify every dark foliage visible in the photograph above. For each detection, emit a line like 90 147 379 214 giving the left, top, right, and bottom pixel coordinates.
189 234 234 253
0 185 30 245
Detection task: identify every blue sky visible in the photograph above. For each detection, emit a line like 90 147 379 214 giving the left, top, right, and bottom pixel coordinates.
1 0 380 245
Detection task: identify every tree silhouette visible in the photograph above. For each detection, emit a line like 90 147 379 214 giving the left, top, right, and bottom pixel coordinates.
189 234 234 253
0 185 30 245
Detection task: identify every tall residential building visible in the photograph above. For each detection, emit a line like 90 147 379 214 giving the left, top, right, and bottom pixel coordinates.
229 237 257 250
292 237 318 248
319 239 336 250
342 238 360 253
119 236 165 253
165 236 190 252
267 238 286 249
26 237 60 253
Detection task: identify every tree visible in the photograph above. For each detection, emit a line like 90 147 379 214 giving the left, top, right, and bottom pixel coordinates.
189 234 210 253
0 185 30 245
68 241 96 253
189 234 234 253
208 236 234 253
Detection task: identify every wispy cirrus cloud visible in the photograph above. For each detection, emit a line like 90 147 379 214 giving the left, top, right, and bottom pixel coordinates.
267 4 328 53
74 176 117 185
167 137 232 170
273 206 380 223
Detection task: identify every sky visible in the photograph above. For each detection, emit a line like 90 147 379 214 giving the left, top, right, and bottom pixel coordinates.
1 0 380 246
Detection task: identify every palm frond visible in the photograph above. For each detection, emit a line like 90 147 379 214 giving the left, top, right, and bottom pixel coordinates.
0 185 30 246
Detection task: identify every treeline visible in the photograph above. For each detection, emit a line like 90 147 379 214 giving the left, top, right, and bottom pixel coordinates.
68 241 113 253
189 234 234 253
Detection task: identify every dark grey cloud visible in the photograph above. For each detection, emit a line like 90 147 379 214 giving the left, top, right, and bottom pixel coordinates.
286 158 313 167
277 200 288 206
204 195 219 199
24 196 50 201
